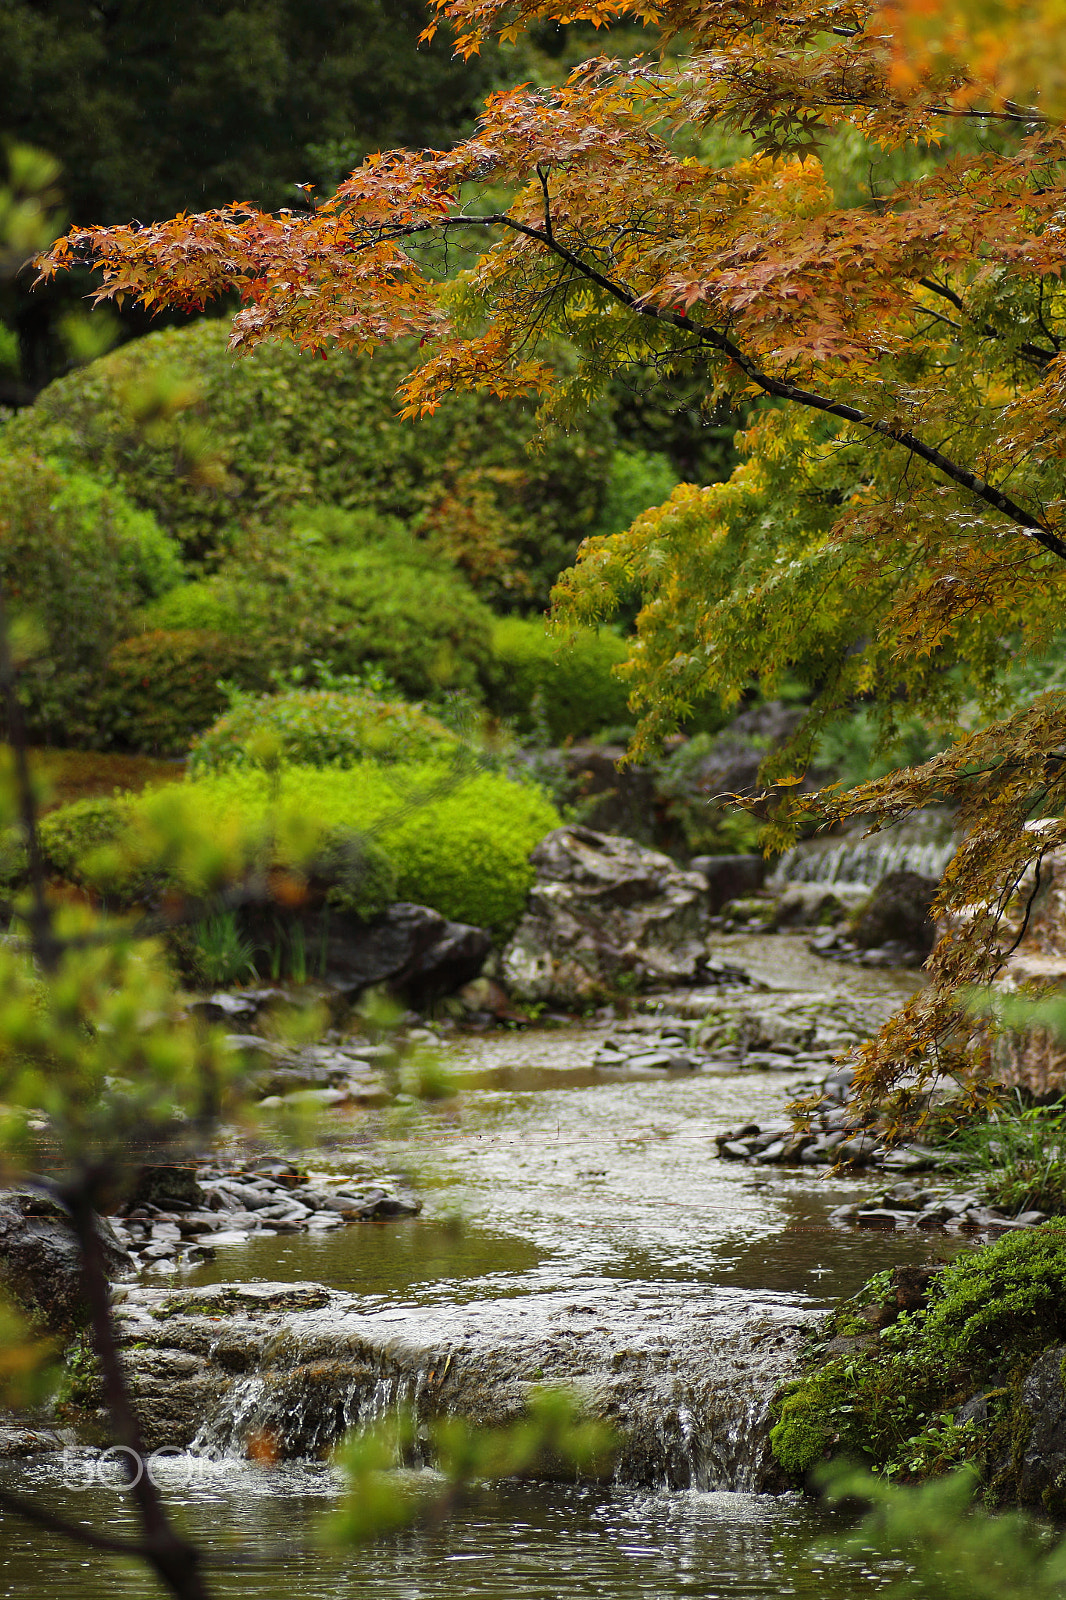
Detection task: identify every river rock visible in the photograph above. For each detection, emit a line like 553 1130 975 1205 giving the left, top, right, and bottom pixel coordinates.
689 855 766 915
0 1190 132 1338
851 870 938 956
500 827 718 1006
241 902 492 1006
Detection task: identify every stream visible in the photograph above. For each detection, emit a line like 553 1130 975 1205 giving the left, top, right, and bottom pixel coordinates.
0 935 970 1598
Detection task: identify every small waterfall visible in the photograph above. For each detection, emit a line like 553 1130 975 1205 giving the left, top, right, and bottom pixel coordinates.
772 830 954 889
124 1286 814 1494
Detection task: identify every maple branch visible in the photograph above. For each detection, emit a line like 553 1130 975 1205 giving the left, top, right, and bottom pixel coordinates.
475 214 1066 562
918 277 1059 369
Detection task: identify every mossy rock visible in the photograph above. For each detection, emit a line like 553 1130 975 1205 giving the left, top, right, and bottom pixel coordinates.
769 1229 1066 1506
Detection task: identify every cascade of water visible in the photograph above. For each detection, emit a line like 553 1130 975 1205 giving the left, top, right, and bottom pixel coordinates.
772 834 954 888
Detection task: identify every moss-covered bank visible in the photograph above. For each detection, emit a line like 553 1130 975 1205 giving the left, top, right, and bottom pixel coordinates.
771 1226 1066 1513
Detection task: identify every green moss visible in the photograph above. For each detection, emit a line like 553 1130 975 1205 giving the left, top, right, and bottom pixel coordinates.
770 1227 1066 1499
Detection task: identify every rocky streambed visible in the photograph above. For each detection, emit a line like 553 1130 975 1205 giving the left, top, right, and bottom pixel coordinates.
53 935 951 1486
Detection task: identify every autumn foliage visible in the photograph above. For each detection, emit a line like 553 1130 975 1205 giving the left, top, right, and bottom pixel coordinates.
37 0 1066 1125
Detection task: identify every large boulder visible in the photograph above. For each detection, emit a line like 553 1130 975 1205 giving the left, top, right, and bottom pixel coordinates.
0 1190 132 1340
243 902 492 1006
500 826 714 1006
850 870 939 955
690 854 765 914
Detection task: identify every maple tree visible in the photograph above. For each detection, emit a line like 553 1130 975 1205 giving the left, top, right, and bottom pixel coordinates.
36 0 1066 1125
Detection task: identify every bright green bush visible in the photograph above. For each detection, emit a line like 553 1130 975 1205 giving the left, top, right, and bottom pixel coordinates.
189 689 459 774
3 319 616 601
64 761 558 932
488 618 631 742
136 508 497 702
36 796 131 886
93 630 276 756
0 451 182 745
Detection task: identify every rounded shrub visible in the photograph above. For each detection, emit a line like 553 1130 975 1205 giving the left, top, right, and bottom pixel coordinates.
122 762 559 933
4 319 616 600
135 508 497 702
189 689 459 774
93 630 276 756
0 450 182 745
488 617 631 742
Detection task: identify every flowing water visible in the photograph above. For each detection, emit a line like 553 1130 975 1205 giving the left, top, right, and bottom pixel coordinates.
0 934 968 1599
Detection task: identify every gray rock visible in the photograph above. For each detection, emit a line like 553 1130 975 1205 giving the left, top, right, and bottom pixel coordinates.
501 827 723 1007
689 855 766 915
851 871 939 956
0 1190 132 1338
1016 1345 1066 1509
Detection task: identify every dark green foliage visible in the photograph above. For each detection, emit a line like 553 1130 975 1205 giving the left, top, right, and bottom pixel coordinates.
93 630 275 756
652 731 765 855
137 510 498 704
0 451 182 745
4 320 615 597
488 617 631 742
0 1 498 225
0 1 500 392
771 1228 1066 1498
189 689 459 775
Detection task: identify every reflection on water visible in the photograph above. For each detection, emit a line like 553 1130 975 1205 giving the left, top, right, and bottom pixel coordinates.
0 1465 919 1600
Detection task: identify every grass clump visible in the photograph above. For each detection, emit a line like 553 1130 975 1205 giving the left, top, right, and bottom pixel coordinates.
938 1095 1066 1218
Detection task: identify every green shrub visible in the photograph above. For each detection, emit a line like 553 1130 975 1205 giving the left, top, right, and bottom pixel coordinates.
93 630 276 755
136 509 497 702
42 761 558 933
142 762 557 933
488 617 631 743
4 320 616 601
189 689 459 774
37 796 131 886
0 451 182 745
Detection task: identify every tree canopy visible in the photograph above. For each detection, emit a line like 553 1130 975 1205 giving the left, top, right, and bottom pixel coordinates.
38 0 1066 1124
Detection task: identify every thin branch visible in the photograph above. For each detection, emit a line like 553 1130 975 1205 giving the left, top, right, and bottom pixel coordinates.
917 277 1058 369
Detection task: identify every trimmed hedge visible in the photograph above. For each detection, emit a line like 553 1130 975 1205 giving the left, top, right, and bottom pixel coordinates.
189 689 459 774
0 451 182 745
488 617 631 742
4 319 616 602
135 508 497 704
